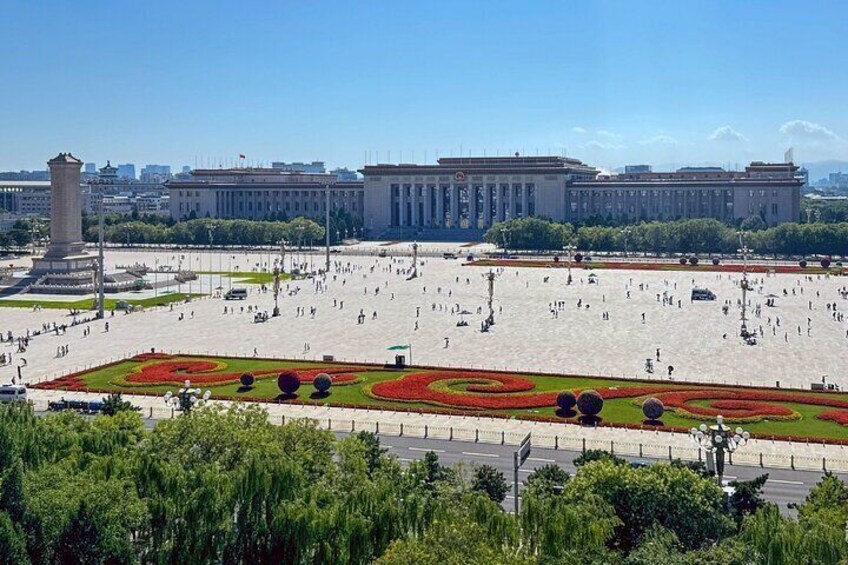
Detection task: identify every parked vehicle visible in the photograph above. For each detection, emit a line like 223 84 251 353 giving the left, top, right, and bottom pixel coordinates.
224 288 248 300
0 384 27 403
691 287 716 301
47 398 104 414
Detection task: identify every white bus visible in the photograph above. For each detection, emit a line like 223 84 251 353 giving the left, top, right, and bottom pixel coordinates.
0 384 27 403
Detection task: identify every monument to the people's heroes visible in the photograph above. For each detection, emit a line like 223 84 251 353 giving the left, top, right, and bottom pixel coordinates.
30 152 96 280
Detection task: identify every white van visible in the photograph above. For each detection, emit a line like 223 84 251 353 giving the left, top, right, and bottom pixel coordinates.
224 288 248 300
0 385 27 403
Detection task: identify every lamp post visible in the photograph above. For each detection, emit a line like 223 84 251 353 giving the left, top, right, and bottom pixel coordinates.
564 243 576 285
620 227 632 258
325 184 331 273
690 415 750 485
737 230 752 337
410 241 419 279
485 270 496 327
272 262 281 317
164 380 211 412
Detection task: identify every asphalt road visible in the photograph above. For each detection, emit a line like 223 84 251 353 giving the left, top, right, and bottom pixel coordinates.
333 431 844 513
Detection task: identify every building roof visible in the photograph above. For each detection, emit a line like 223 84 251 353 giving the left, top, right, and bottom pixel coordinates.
48 153 83 165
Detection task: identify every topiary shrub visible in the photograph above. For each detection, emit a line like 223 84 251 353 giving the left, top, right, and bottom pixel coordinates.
688 256 699 266
799 259 807 268
712 258 720 266
679 257 687 265
313 373 332 394
556 391 576 411
642 397 665 421
553 255 560 263
240 373 255 387
277 370 301 395
821 258 831 269
576 390 604 417
574 253 583 263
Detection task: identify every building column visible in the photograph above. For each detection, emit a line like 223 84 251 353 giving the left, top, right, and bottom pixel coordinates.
483 185 492 227
450 184 459 228
469 186 478 229
411 186 419 227
423 185 432 227
399 185 407 226
508 184 516 220
521 184 529 218
436 186 444 227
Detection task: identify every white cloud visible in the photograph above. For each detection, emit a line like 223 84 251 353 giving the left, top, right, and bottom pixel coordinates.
708 126 748 142
779 120 843 142
596 129 619 139
638 135 677 146
571 126 587 134
583 140 626 151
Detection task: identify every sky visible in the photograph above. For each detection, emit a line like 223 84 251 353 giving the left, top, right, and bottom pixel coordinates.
2 0 847 173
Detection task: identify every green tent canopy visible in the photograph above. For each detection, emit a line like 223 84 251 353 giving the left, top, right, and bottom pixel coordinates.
387 344 410 351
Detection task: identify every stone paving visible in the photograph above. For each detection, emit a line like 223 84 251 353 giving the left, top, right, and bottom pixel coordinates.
3 245 848 466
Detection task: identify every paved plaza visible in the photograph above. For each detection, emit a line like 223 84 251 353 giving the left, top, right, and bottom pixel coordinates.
2 243 848 463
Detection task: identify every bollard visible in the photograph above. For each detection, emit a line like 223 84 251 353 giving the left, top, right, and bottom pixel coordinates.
449 427 453 441
582 438 586 454
328 418 332 430
400 423 404 437
823 457 827 472
639 443 643 457
501 431 505 445
698 449 702 462
790 454 795 470
376 421 380 434
148 406 153 419
170 408 174 419
555 436 559 450
424 425 428 438
729 452 733 465
668 446 672 461
282 415 286 425
475 429 479 443
351 420 356 432
759 453 763 467
610 440 614 454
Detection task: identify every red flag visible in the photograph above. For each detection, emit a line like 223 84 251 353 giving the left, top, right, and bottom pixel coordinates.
239 154 246 159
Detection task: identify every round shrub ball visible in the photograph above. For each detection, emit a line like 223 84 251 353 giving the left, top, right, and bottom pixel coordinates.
556 391 577 411
642 397 665 420
313 373 332 393
678 257 687 265
712 258 720 266
799 259 807 268
576 390 604 416
688 256 699 266
821 258 831 269
277 370 301 395
574 253 583 263
240 372 255 387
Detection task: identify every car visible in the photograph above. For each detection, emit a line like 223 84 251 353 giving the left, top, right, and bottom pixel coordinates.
691 287 717 301
224 288 248 300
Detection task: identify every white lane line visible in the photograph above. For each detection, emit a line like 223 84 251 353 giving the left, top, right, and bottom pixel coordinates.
519 469 534 473
408 447 445 453
398 458 413 462
382 445 394 449
723 475 737 479
770 479 804 485
461 451 500 458
527 457 555 463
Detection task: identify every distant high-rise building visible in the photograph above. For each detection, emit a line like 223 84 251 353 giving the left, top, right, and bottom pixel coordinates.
332 167 358 181
271 161 326 173
624 164 652 174
84 162 97 174
140 164 172 183
117 163 136 180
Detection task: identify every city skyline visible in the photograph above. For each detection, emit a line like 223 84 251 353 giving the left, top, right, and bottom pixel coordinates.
2 1 846 171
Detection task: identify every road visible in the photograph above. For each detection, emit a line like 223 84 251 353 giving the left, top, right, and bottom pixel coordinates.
333 431 843 513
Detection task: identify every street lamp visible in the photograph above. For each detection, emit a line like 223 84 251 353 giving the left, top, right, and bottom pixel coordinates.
410 241 419 279
272 262 281 317
564 243 576 285
690 415 750 485
737 230 753 338
164 380 211 412
620 227 632 258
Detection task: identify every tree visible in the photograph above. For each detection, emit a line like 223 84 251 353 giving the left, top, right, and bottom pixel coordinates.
472 465 508 503
0 512 27 565
354 431 388 478
523 463 570 497
99 393 137 416
574 449 626 467
794 472 848 530
727 474 770 527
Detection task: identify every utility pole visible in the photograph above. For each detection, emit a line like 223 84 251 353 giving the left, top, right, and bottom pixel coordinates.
325 184 331 273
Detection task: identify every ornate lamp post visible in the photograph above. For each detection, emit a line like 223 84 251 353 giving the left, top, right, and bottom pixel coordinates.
690 415 750 485
164 380 211 412
272 262 281 317
484 270 496 328
564 243 576 285
410 241 419 279
737 230 752 337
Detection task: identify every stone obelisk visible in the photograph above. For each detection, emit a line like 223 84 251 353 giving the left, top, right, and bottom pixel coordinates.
31 153 95 276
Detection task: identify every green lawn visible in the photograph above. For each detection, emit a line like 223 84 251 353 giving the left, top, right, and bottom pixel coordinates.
0 292 202 310
37 354 848 442
198 271 291 285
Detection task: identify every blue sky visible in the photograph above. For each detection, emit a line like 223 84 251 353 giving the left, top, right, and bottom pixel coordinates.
2 0 846 172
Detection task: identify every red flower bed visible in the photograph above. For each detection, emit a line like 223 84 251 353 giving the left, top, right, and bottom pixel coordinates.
818 410 848 425
123 361 367 386
131 352 176 362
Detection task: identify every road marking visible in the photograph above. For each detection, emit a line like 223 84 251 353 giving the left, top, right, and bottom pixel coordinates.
519 469 534 473
461 451 500 458
527 457 555 463
724 475 736 479
770 479 804 485
398 458 413 462
408 447 445 453
382 445 393 449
